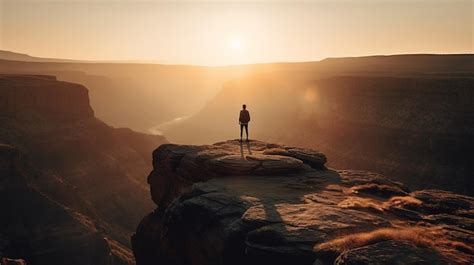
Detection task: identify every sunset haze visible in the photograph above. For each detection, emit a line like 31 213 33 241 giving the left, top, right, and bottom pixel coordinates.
1 0 472 65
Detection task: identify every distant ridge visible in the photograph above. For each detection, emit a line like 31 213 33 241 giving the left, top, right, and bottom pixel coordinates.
1 49 472 67
0 50 166 64
0 50 82 63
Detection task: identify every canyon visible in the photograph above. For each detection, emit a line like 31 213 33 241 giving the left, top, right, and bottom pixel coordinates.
1 52 471 134
0 74 166 264
161 55 474 195
0 53 472 264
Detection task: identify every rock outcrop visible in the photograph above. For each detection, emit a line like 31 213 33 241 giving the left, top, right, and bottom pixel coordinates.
0 74 94 120
132 140 474 265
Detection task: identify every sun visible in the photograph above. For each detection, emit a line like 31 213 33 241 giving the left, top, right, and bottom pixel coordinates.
225 35 249 64
229 37 245 51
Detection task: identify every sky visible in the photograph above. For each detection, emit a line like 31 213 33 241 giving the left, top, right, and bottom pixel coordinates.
0 0 472 66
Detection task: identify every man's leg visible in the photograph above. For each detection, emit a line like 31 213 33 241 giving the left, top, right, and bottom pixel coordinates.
240 124 243 141
245 124 249 140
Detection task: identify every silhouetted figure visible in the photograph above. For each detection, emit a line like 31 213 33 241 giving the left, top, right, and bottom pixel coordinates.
239 104 250 141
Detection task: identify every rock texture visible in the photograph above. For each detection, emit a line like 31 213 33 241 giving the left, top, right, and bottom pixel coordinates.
0 144 133 265
0 75 167 264
132 140 474 265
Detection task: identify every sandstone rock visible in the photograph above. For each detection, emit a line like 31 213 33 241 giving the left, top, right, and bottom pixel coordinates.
263 147 327 170
334 240 448 265
146 140 328 209
338 170 409 192
205 155 261 175
152 144 202 172
424 214 474 231
411 189 474 215
133 141 474 265
285 148 327 169
243 202 390 264
248 155 305 175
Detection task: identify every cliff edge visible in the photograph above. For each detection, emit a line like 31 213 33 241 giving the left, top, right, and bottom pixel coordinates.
0 74 94 120
132 140 473 265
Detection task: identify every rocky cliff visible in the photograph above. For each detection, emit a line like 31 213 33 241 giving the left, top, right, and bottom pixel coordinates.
0 74 94 120
0 144 132 265
132 140 474 265
0 74 167 264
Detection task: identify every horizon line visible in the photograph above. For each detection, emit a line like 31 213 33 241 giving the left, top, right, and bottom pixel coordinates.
1 49 473 68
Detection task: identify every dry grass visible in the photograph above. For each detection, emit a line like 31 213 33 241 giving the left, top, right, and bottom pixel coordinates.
349 183 407 198
104 237 136 265
1 258 27 265
314 226 474 263
338 197 385 212
338 195 422 212
386 196 422 208
333 196 473 263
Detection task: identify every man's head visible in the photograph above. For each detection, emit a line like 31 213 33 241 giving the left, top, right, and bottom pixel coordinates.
242 104 247 110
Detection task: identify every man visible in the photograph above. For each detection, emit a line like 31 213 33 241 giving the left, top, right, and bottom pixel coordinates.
239 104 250 141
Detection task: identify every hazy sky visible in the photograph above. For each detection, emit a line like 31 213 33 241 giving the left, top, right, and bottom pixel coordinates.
0 0 472 65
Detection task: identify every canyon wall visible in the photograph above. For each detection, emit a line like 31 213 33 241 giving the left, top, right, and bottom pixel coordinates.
289 76 473 194
0 74 94 120
0 144 133 265
2 54 471 133
0 75 167 264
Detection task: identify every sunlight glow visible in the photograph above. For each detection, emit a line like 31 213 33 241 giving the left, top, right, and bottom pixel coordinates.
304 88 319 103
229 37 245 52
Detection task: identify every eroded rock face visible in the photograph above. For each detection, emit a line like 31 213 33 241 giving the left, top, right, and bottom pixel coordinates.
132 140 474 265
0 145 135 265
0 75 94 120
0 75 168 264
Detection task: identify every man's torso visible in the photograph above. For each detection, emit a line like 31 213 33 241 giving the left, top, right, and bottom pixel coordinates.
240 110 250 124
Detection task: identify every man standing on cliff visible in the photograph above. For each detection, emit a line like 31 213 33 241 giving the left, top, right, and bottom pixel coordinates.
239 104 251 142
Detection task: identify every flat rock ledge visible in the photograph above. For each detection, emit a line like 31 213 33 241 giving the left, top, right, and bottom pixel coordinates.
132 140 474 265
146 140 326 207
